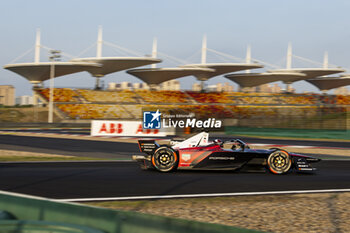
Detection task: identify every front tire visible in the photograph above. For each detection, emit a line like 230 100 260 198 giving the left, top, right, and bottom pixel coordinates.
267 150 292 174
152 146 178 172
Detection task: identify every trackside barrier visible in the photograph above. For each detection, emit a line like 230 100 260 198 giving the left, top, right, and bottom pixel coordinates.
0 220 104 233
226 126 350 140
0 192 264 233
91 120 175 137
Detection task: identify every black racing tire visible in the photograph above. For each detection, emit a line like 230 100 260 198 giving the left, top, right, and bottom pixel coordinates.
152 146 178 172
267 150 292 175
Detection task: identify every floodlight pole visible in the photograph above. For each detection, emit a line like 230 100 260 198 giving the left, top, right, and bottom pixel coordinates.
286 43 292 92
35 29 41 63
48 50 61 123
323 51 328 68
94 26 103 90
151 37 157 68
200 35 207 91
201 35 207 64
246 45 251 74
97 26 103 58
286 42 292 69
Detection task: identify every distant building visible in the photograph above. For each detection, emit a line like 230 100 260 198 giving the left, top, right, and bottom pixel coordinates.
271 84 282 93
334 87 349 95
107 82 117 90
206 85 217 92
160 80 180 91
258 83 283 93
193 82 234 92
192 83 202 92
216 82 234 92
108 82 134 90
120 82 132 90
286 85 295 93
133 82 150 90
241 83 283 93
241 86 257 93
16 95 34 105
109 82 151 90
108 81 179 91
0 85 15 106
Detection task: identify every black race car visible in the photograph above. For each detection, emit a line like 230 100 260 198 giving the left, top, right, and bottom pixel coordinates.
132 132 321 174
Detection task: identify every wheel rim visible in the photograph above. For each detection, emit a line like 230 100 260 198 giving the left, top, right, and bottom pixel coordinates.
158 153 172 166
273 154 286 168
268 151 291 174
152 147 177 172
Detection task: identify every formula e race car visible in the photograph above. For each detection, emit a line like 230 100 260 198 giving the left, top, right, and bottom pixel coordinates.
132 132 321 174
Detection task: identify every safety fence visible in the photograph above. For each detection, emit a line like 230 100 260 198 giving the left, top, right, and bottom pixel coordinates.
0 191 264 233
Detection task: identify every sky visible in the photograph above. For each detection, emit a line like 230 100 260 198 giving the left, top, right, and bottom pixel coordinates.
1 0 350 96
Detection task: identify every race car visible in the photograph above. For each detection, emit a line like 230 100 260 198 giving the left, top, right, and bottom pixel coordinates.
132 132 321 174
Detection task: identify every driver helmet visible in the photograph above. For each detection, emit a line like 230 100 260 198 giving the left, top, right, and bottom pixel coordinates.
230 139 240 150
213 139 222 144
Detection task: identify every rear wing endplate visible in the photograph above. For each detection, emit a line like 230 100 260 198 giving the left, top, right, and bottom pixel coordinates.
138 140 160 155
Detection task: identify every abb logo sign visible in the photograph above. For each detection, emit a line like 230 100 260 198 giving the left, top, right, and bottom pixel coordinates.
91 120 166 137
98 123 159 134
99 123 123 134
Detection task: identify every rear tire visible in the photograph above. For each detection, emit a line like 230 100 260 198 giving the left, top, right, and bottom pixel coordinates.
152 146 178 172
267 150 292 174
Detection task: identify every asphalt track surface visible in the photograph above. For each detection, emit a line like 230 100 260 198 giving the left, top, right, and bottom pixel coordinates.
0 133 349 160
0 161 349 199
0 132 349 199
2 128 350 149
0 134 138 159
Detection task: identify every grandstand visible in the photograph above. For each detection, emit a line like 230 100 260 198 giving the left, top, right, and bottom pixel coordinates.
186 91 232 104
77 89 139 103
134 90 192 103
34 88 350 129
3 29 350 129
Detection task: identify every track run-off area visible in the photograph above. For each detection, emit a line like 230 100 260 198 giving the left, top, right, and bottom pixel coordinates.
0 131 349 201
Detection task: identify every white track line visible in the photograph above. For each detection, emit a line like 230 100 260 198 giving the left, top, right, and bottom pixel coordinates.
57 189 350 202
0 190 55 201
1 188 349 203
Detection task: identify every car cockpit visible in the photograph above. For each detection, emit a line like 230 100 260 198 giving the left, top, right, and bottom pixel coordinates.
213 139 250 151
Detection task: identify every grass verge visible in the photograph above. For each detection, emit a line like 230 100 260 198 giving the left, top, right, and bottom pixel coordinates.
85 193 350 233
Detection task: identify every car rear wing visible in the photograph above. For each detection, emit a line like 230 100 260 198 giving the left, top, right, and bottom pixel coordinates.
138 140 160 155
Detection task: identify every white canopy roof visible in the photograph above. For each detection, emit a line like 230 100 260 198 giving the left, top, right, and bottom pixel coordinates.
127 67 215 85
179 63 263 81
70 57 161 77
268 68 345 80
305 76 350 91
3 62 101 84
225 72 306 87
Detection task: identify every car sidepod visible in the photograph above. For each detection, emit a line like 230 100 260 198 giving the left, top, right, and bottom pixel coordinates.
177 147 267 171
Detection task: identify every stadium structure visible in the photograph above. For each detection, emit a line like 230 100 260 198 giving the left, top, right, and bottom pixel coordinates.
306 75 350 91
3 29 350 129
